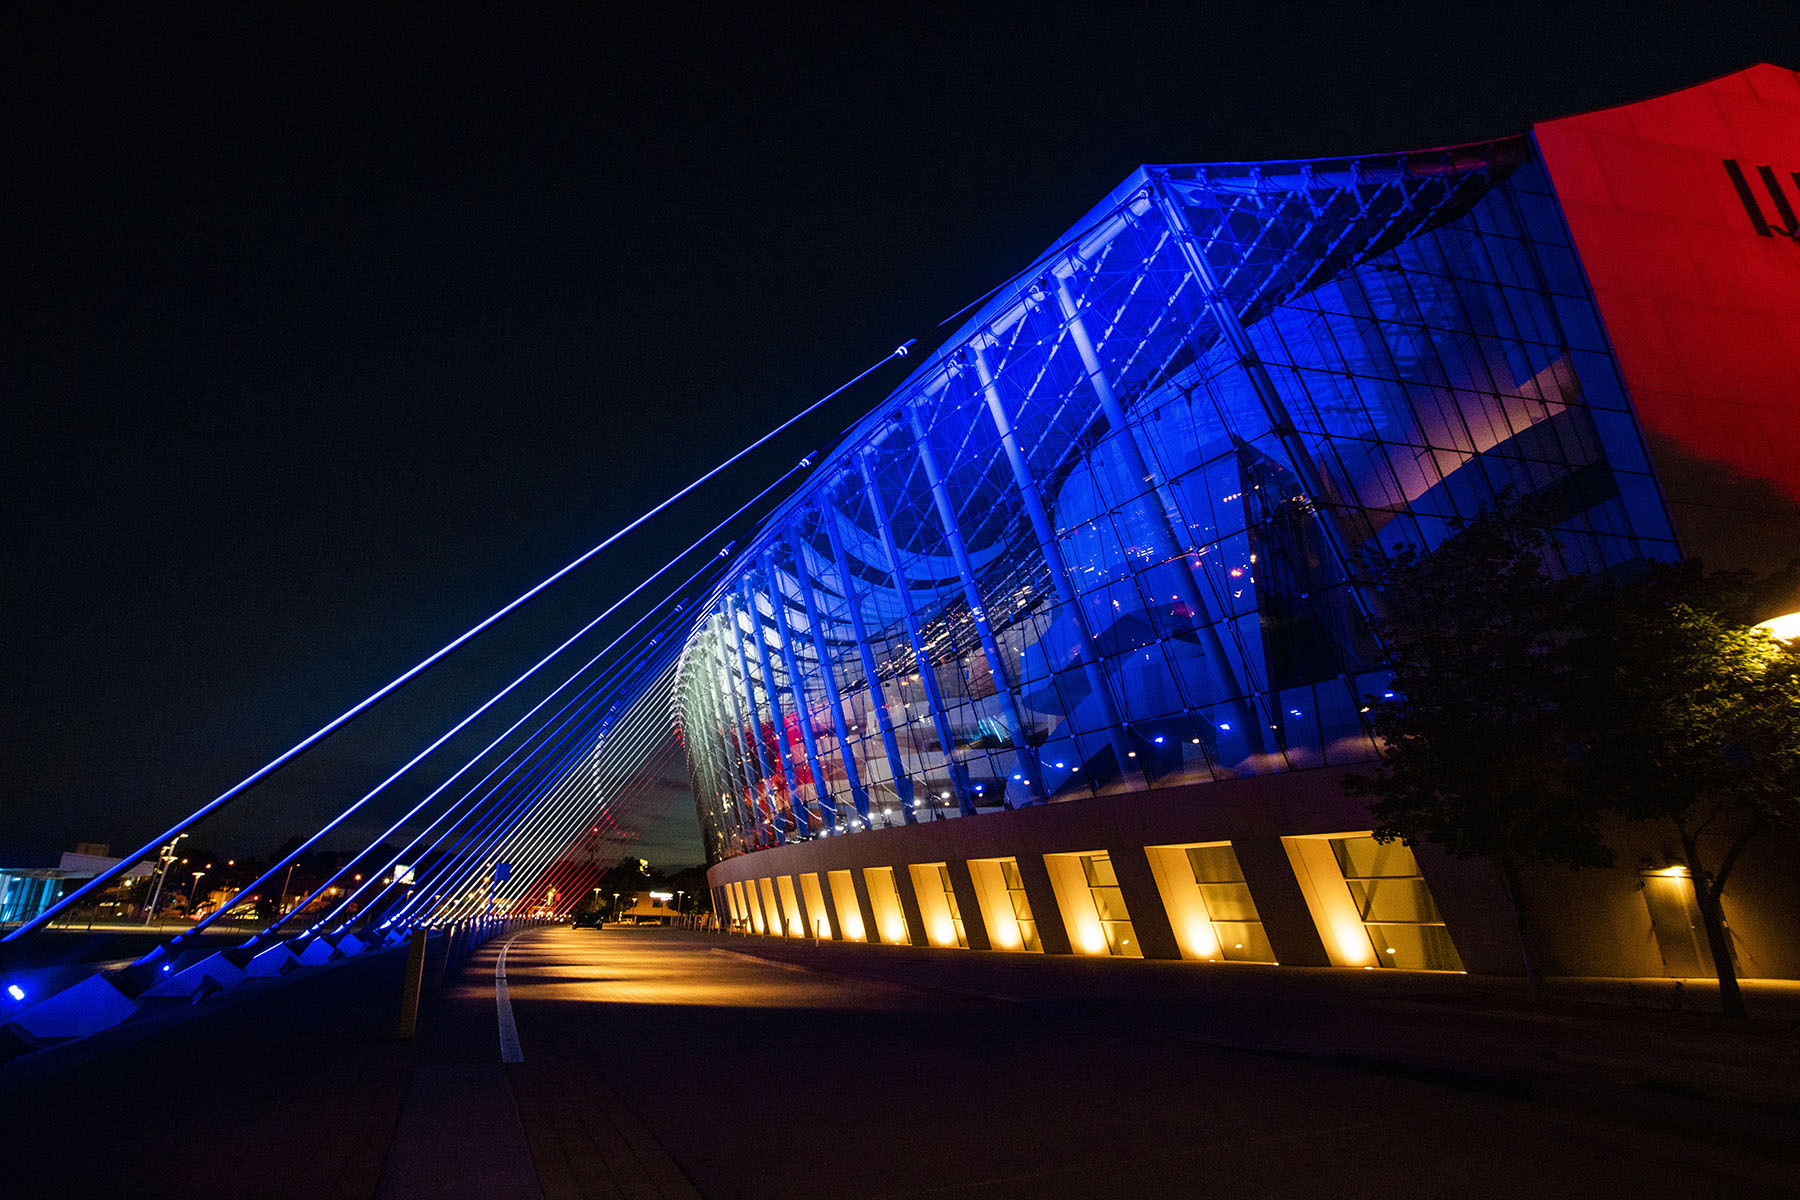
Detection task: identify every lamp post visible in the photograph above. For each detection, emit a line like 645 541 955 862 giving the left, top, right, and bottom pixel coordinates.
276 861 299 916
186 870 207 917
143 833 188 925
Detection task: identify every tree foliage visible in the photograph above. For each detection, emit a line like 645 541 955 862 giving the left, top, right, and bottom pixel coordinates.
1345 505 1607 993
1569 561 1800 1017
1348 508 1611 867
1349 498 1800 1014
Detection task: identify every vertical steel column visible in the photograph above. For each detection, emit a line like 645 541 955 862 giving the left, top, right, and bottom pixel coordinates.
858 450 976 817
905 403 1043 806
1149 174 1378 630
709 621 767 847
762 550 838 830
742 579 807 836
821 490 918 822
727 594 787 843
692 673 741 856
1053 271 1269 756
968 341 1142 780
793 525 871 823
703 627 760 849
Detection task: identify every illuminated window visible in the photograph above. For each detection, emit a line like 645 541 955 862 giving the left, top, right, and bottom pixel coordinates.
776 875 805 937
739 880 765 934
1639 867 1733 979
998 859 1041 952
1081 853 1141 958
1143 842 1276 963
798 872 832 939
967 857 1040 951
757 878 781 937
907 862 968 948
1044 851 1142 957
1328 836 1462 971
827 868 865 941
862 866 910 945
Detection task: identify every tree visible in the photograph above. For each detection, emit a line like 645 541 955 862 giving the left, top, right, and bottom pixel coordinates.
1345 504 1612 997
594 857 651 918
1570 562 1800 1019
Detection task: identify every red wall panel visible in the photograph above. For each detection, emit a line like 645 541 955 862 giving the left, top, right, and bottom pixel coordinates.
1534 64 1800 572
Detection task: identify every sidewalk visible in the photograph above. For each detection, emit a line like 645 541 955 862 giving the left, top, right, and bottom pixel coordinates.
1 945 417 1198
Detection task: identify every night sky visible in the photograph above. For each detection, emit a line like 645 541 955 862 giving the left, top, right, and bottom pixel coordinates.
7 5 1797 869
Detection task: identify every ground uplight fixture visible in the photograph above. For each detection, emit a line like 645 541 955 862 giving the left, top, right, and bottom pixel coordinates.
6 984 23 1002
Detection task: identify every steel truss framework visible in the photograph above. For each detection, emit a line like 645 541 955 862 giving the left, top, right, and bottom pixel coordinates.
675 140 1678 861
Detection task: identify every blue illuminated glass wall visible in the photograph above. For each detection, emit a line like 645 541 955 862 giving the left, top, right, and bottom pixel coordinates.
676 143 1678 861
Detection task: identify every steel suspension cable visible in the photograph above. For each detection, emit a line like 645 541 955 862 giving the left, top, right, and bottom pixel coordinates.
8 341 915 943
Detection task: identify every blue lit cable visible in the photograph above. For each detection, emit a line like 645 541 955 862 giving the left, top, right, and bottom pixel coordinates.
264 579 707 940
375 638 685 927
472 671 679 917
399 649 682 925
315 606 694 933
305 455 810 934
7 341 915 944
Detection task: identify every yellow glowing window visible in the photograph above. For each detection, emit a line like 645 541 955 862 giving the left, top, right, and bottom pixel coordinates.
862 866 910 945
1328 836 1462 971
907 862 968 948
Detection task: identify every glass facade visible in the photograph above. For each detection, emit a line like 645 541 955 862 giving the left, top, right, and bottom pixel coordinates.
676 141 1676 864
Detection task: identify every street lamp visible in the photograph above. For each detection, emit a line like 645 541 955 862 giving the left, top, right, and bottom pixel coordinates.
186 870 207 917
143 833 189 924
277 861 299 916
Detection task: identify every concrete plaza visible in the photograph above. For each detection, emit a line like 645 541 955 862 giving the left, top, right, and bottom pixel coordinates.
3 926 1796 1197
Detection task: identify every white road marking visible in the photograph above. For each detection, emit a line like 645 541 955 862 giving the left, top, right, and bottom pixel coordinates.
495 929 528 1063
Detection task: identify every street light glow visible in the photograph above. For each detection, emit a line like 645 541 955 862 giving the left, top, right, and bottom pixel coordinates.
1755 610 1800 643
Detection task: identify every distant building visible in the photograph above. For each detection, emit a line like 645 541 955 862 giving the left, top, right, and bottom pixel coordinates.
1 848 153 924
679 66 1799 979
618 891 681 924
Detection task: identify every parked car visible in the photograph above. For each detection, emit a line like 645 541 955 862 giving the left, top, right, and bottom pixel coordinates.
571 910 603 929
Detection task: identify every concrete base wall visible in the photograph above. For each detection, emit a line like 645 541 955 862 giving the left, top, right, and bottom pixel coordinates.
706 766 1800 980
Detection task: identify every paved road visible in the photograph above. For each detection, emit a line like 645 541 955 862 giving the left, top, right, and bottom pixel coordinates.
456 927 1799 1199
5 926 1796 1198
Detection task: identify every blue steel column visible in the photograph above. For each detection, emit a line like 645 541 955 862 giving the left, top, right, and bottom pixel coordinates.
762 550 838 830
742 579 808 836
905 403 1044 806
792 526 871 823
821 491 917 822
1052 270 1269 757
705 624 762 848
857 450 976 817
1149 174 1377 631
727 594 787 843
967 341 1142 780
